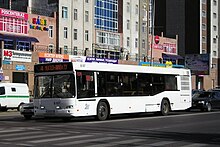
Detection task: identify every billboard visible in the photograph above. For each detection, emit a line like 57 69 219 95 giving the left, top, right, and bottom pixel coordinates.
185 54 210 75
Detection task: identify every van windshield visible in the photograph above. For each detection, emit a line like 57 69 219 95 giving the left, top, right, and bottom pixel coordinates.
34 74 75 99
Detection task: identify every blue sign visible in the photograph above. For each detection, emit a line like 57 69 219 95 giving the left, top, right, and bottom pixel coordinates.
0 74 4 80
15 65 26 71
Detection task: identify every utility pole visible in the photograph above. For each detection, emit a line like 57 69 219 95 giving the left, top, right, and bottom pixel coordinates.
150 0 155 66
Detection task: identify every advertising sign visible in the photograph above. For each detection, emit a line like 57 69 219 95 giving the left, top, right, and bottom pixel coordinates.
69 55 118 64
38 52 69 63
185 54 210 75
3 49 32 62
0 8 28 34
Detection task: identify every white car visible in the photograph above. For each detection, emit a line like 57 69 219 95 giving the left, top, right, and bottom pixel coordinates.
20 102 34 119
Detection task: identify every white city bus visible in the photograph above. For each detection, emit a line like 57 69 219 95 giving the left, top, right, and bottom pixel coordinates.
33 62 192 120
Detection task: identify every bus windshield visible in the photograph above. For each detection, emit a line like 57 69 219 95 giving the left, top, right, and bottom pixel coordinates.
34 74 75 99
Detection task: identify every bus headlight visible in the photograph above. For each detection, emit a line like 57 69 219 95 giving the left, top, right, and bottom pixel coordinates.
40 105 45 109
66 105 73 109
56 106 61 109
198 101 205 104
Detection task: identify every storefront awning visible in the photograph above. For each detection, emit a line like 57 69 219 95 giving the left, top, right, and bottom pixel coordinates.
0 33 39 42
162 53 183 60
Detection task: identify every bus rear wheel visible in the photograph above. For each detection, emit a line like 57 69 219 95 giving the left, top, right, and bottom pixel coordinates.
161 99 170 116
97 101 109 121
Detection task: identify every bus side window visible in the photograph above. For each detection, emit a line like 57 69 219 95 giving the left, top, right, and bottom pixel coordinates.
0 87 5 95
77 71 95 98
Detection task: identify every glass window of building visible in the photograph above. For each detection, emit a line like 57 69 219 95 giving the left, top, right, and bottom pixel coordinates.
213 0 217 6
202 23 206 30
64 45 68 54
213 51 217 56
85 0 89 3
62 6 68 18
73 46 77 55
213 38 217 43
213 25 217 31
127 2 130 13
74 29 78 40
202 10 206 17
95 0 118 32
85 30 89 41
85 11 89 22
135 5 138 15
49 25 53 38
142 39 145 48
213 13 217 19
127 20 130 30
17 41 30 51
127 37 130 47
135 38 138 48
4 39 14 49
48 44 54 53
64 27 68 39
74 9 78 20
135 22 138 31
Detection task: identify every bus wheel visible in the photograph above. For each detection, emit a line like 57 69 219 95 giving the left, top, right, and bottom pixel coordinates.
17 103 24 111
97 101 109 121
161 99 170 116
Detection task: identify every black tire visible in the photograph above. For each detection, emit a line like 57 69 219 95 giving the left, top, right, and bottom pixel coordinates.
97 101 109 121
161 99 170 116
24 115 32 120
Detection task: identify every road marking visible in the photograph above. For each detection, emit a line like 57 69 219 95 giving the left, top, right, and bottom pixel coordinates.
0 131 43 138
181 143 208 147
79 111 220 124
56 136 117 146
4 133 66 141
148 141 175 146
28 134 92 143
87 138 146 147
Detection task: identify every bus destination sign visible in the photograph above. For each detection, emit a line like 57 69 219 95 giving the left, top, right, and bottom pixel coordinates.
34 62 73 73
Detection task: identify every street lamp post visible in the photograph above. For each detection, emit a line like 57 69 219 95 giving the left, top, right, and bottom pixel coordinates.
150 0 155 66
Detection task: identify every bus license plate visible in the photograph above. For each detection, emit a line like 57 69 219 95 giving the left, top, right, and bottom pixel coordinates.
46 110 55 115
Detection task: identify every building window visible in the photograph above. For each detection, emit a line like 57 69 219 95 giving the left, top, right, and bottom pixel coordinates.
17 41 30 51
127 2 130 13
213 51 217 56
202 23 206 30
202 36 206 43
135 22 138 32
213 0 217 6
135 5 138 15
127 37 130 47
74 9 78 20
213 38 217 43
48 44 54 53
213 25 217 31
62 6 68 18
64 45 68 54
213 13 217 19
74 29 77 40
4 39 13 49
85 0 89 3
142 39 145 48
127 20 130 30
202 0 206 4
64 27 68 39
73 46 77 55
135 38 138 48
85 11 89 22
85 30 89 41
202 10 206 17
49 25 53 38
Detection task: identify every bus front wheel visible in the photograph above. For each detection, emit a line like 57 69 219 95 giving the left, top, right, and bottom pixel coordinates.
161 99 170 116
97 101 109 121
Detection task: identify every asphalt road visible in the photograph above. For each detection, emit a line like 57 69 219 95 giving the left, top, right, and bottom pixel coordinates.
0 110 220 146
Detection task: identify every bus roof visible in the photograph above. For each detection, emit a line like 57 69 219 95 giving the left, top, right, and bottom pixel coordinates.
34 62 190 76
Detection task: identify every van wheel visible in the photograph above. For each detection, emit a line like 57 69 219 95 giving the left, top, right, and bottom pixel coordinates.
161 99 170 116
97 101 109 121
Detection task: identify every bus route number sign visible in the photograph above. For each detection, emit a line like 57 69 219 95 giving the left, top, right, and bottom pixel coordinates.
35 62 73 73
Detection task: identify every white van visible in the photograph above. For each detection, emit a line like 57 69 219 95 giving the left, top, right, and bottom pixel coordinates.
0 83 30 111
